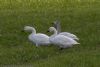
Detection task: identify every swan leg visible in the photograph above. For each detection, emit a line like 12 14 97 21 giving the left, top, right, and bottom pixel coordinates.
36 44 39 47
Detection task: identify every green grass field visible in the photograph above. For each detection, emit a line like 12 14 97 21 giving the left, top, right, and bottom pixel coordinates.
0 0 100 67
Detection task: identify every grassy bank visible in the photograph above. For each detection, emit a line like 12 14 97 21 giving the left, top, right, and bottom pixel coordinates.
0 0 100 67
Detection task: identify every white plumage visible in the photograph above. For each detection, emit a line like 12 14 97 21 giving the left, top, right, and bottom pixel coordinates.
24 26 50 47
53 21 79 40
48 27 79 48
59 32 79 40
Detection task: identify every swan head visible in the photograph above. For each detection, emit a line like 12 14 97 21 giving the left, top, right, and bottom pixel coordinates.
48 27 57 33
24 26 35 32
48 27 55 32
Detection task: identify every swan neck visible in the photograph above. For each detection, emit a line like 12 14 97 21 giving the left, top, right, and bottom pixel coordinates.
54 29 57 35
31 28 36 34
51 29 57 37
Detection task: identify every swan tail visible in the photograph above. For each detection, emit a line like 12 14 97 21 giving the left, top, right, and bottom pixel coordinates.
76 42 80 44
74 42 80 45
75 37 79 40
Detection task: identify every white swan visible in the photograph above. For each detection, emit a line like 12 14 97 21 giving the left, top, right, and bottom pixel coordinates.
24 26 50 47
48 27 80 49
53 21 79 40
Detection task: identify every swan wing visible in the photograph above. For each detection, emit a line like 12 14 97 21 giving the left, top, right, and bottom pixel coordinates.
50 35 78 46
59 32 79 40
29 34 50 45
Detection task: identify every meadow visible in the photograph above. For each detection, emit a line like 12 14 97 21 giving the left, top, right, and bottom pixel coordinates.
0 0 100 67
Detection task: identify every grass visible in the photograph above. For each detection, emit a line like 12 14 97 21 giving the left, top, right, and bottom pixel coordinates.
0 0 100 67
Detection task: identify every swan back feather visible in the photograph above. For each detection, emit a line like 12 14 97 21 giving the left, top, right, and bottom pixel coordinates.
59 32 79 40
